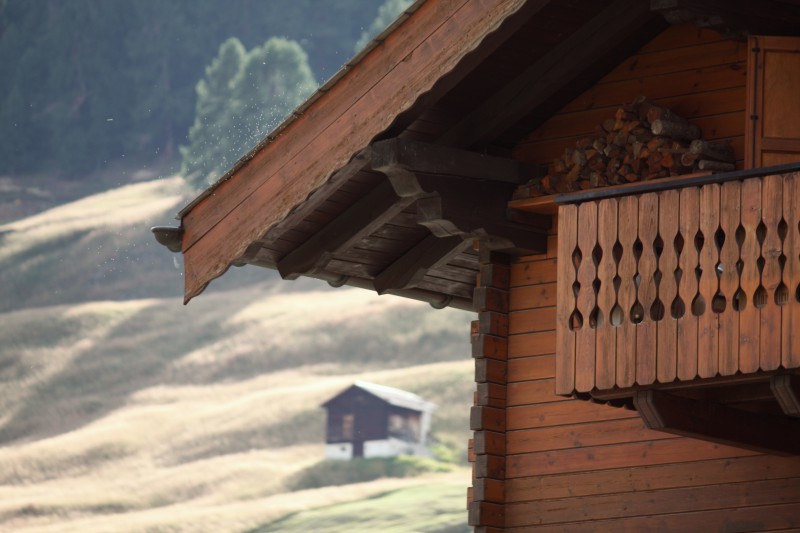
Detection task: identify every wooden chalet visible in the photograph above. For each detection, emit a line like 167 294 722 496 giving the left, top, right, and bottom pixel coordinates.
321 381 436 460
156 0 800 530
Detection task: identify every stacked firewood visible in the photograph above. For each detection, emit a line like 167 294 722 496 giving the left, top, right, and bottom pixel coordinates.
516 96 735 198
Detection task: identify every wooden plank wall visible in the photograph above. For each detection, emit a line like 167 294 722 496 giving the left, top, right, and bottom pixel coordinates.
498 24 800 531
501 218 800 531
514 24 748 168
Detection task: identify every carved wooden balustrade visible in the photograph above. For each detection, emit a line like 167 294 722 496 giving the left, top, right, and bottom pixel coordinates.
555 171 800 396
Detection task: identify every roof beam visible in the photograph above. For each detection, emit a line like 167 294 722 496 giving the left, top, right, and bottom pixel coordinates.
437 0 660 149
371 138 542 185
652 0 800 35
373 234 473 295
634 390 800 456
771 374 800 417
372 139 549 255
276 179 416 279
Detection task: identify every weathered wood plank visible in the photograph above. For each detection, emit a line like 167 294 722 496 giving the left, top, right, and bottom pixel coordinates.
718 180 741 376
739 178 762 373
677 187 700 380
505 438 755 478
616 196 638 388
636 193 659 386
506 417 674 455
555 204 578 395
508 331 556 358
760 173 783 371
508 307 556 335
657 189 679 383
595 198 617 390
784 173 800 370
504 477 800 528
504 454 800 503
507 355 555 382
574 202 598 393
510 258 557 287
506 399 637 431
697 183 720 378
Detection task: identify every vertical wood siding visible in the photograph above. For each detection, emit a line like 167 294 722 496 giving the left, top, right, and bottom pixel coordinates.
501 25 800 531
513 24 747 168
502 216 800 531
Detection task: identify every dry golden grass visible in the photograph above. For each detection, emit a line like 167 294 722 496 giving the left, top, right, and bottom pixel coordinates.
0 178 476 531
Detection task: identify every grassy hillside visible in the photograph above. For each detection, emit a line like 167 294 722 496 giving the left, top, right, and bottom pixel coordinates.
0 177 476 532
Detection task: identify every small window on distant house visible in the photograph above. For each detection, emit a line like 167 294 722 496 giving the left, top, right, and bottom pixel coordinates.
342 414 354 440
388 413 421 441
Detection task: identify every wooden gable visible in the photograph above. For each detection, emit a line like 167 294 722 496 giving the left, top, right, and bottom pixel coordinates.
163 1 800 531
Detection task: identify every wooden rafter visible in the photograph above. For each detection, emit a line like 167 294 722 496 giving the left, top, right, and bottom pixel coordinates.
651 0 800 35
634 390 800 456
771 374 800 417
373 234 472 295
437 0 661 149
276 179 415 279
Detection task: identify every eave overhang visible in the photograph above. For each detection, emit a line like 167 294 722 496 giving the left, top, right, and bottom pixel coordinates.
171 0 800 309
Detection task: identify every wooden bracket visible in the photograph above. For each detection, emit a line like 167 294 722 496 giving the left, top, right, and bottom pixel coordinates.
373 234 472 294
633 390 800 456
771 374 800 417
276 179 415 279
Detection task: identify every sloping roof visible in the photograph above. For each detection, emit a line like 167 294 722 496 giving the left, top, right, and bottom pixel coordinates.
322 381 436 413
171 0 800 309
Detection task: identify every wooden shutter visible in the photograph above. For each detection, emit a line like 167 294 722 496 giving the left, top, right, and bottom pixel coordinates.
746 36 800 168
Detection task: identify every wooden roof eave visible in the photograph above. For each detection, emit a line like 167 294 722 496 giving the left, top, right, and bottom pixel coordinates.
177 0 538 304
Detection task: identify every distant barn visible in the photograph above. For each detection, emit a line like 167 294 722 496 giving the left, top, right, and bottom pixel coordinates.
321 381 436 460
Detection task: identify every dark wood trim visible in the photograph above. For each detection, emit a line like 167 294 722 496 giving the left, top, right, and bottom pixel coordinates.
372 234 471 294
276 180 413 279
590 372 780 401
549 163 800 205
771 374 800 417
633 390 800 456
371 138 542 185
651 0 800 36
437 0 659 149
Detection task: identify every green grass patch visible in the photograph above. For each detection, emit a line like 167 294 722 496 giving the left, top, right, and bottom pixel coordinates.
289 456 455 491
248 482 470 533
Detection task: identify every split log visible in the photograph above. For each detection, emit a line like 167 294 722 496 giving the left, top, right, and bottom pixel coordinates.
517 96 736 198
651 119 701 141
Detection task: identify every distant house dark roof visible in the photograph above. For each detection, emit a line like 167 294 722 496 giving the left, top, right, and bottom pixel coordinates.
322 381 436 413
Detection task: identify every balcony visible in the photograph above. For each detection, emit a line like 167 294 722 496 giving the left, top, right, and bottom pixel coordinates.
548 165 800 454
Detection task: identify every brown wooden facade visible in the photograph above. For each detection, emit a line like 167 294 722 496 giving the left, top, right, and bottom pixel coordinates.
163 1 800 530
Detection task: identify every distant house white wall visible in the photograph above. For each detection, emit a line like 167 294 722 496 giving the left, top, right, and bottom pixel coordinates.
364 438 431 458
326 438 433 461
325 442 353 460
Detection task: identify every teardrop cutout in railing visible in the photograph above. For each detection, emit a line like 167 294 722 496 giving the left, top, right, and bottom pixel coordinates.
654 234 664 261
733 288 747 311
630 300 645 324
691 293 706 316
592 243 603 267
715 226 726 250
778 218 788 243
694 230 705 254
671 295 685 319
612 240 623 263
650 298 666 321
711 292 726 313
572 280 581 298
572 246 582 270
756 220 767 245
674 231 685 255
569 309 584 330
589 307 603 329
796 284 800 303
610 303 624 326
753 286 768 309
775 282 789 306
633 238 643 261
613 274 621 292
